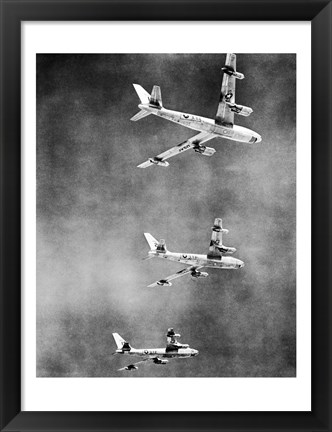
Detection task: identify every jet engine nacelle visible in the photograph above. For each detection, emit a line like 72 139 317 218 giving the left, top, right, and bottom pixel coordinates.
216 245 236 254
212 226 229 234
149 157 169 167
157 280 172 287
226 102 253 116
125 365 138 371
194 145 216 157
222 66 245 80
178 343 189 349
153 358 169 365
191 271 209 279
167 329 180 338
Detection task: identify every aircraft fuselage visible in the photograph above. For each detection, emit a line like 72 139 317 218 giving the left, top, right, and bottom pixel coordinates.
115 347 198 358
138 104 261 144
148 250 244 269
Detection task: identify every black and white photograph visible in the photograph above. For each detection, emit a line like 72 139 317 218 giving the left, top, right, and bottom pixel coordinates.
37 53 296 378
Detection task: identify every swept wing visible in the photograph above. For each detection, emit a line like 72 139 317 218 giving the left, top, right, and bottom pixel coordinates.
208 217 224 258
137 132 215 168
208 218 236 258
215 53 237 127
166 328 188 350
118 358 151 371
118 357 166 371
147 265 202 287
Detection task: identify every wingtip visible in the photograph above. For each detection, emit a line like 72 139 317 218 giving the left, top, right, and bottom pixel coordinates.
137 159 150 168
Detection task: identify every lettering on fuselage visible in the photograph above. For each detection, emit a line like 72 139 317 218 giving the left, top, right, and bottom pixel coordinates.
181 254 196 260
182 114 201 122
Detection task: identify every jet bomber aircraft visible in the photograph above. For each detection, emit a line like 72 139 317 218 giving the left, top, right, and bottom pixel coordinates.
113 328 198 371
143 218 244 287
132 53 261 168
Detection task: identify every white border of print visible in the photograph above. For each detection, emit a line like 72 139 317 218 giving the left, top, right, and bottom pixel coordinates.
22 21 311 411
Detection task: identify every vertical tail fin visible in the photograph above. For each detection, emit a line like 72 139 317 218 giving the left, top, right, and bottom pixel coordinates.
112 333 132 351
150 85 162 108
144 233 167 253
132 83 163 108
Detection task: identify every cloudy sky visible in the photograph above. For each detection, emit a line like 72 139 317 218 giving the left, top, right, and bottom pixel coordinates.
36 54 296 377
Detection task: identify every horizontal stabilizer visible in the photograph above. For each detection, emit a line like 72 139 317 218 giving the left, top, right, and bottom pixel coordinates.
144 233 159 251
132 84 150 104
130 110 151 121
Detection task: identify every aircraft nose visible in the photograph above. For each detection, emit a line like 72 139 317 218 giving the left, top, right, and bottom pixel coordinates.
192 349 199 356
256 134 262 143
238 261 244 268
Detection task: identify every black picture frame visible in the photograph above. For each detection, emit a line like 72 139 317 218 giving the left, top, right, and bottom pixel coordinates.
1 1 331 431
